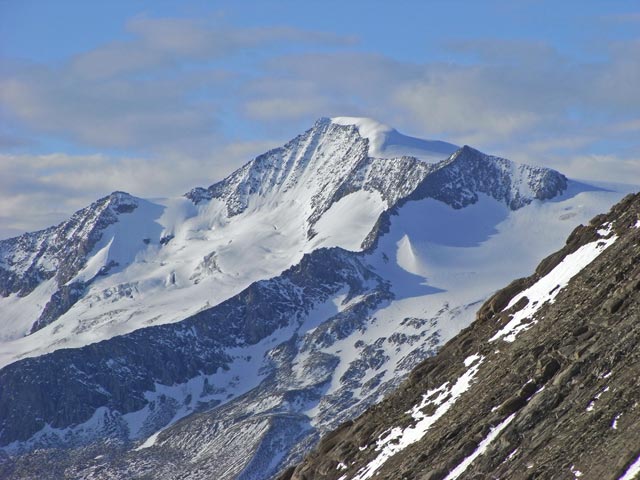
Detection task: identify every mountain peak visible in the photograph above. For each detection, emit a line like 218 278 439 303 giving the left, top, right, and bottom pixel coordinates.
414 145 568 210
0 191 140 299
185 119 567 223
330 116 394 144
104 191 138 213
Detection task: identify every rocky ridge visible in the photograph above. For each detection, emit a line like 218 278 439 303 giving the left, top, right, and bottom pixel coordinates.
0 192 137 298
0 192 139 333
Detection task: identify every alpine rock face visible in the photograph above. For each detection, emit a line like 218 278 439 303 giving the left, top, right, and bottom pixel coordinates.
283 192 640 480
0 117 633 479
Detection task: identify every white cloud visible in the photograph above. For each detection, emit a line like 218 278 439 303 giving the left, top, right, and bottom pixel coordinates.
0 18 355 152
0 66 220 151
239 40 640 159
70 17 356 80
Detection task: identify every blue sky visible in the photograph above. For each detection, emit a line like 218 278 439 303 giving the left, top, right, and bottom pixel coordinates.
1 0 639 238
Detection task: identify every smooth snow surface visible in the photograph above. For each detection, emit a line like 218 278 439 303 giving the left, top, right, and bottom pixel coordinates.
0 278 57 341
331 117 457 161
312 190 386 250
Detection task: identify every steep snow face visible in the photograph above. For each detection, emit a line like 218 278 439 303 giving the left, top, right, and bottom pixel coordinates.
331 116 458 161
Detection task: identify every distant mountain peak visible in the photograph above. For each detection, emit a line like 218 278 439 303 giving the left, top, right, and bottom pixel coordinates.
185 119 567 225
0 191 139 299
185 117 459 216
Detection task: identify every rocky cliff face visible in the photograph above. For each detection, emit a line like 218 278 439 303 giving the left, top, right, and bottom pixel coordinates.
414 145 567 210
282 192 640 480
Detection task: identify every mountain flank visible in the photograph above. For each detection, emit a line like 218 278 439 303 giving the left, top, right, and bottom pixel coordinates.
282 192 640 480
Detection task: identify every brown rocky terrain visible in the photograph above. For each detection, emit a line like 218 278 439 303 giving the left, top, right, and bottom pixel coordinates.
282 192 640 480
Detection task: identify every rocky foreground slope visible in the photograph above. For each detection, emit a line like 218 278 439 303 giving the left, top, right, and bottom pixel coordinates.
282 192 640 480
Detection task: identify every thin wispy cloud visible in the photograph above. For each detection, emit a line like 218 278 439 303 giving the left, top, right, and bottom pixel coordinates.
0 138 277 239
0 17 356 153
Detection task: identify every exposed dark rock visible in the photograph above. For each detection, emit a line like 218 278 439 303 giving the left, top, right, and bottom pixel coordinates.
409 145 567 211
30 281 87 333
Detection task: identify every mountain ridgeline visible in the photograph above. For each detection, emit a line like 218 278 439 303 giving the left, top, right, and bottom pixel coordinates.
0 118 632 479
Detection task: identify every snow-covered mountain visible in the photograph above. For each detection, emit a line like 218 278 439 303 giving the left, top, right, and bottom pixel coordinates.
0 117 634 479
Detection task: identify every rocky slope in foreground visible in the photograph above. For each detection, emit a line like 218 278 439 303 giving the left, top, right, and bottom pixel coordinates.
283 192 640 480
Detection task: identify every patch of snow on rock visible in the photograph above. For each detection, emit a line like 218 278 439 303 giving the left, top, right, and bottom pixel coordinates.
490 232 618 343
351 357 484 480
